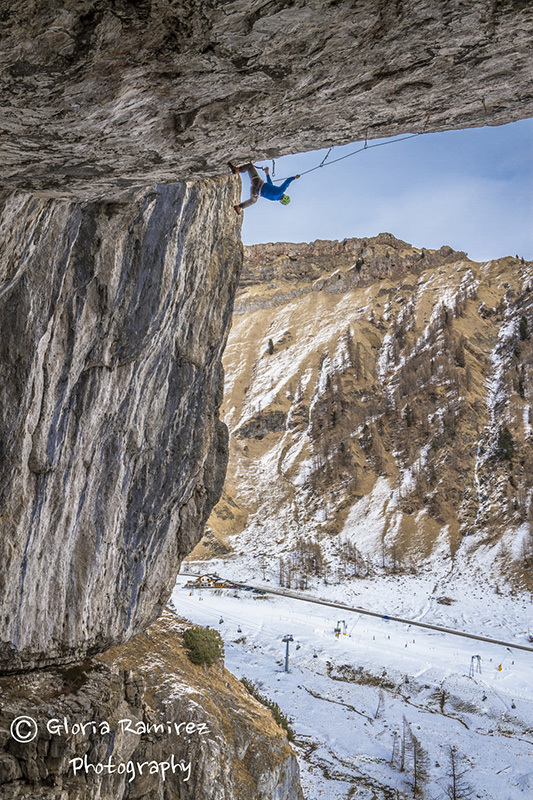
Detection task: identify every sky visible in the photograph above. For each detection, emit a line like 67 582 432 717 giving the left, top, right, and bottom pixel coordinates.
240 118 533 262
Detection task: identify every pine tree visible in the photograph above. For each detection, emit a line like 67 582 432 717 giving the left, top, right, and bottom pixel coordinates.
454 335 466 368
354 341 364 380
371 431 386 474
410 733 430 797
360 423 372 452
495 426 514 462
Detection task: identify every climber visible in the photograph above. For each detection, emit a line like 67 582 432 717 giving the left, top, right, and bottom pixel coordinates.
229 162 300 214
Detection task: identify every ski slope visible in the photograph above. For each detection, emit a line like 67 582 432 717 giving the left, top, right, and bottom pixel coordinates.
171 572 533 799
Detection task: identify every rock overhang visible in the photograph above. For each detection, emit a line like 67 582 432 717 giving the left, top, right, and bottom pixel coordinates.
0 0 532 200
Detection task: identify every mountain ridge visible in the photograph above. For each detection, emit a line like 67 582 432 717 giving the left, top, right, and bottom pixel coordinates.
197 233 533 592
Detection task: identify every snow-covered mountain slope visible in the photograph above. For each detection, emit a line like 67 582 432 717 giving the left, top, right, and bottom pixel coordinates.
192 234 533 591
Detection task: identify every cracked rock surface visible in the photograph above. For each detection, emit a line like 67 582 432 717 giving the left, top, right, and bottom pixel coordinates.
0 177 242 672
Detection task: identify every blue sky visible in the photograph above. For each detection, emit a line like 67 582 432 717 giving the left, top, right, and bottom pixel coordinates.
240 119 533 262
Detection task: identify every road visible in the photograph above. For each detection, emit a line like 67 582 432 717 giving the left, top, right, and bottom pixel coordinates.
179 571 533 654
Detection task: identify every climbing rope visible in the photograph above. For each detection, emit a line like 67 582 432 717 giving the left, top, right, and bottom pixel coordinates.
318 147 333 168
263 96 533 183
269 133 420 182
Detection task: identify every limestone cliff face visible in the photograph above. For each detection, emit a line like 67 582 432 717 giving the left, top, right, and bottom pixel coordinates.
0 612 303 800
0 177 242 673
0 1 532 199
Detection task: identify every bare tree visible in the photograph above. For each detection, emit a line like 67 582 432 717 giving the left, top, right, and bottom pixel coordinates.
391 730 399 766
465 363 473 392
392 718 430 797
374 688 385 719
399 716 411 772
444 746 473 800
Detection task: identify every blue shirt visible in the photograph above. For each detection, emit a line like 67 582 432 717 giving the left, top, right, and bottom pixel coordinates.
259 174 296 201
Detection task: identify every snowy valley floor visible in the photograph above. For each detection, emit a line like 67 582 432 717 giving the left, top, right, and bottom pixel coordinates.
171 568 533 799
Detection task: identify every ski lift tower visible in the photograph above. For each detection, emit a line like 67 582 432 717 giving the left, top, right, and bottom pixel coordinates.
469 655 482 677
282 634 294 672
335 620 347 638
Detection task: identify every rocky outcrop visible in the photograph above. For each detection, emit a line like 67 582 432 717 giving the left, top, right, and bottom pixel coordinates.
0 177 242 673
0 611 303 799
236 410 288 440
241 236 467 285
235 236 467 313
0 1 532 199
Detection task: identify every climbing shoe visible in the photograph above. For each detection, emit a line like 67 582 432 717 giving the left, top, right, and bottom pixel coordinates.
233 204 242 215
228 162 240 174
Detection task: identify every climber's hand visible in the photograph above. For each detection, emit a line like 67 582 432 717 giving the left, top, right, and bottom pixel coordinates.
295 174 301 178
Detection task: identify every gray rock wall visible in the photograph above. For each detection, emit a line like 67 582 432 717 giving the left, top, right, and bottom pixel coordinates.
0 177 242 672
0 1 532 199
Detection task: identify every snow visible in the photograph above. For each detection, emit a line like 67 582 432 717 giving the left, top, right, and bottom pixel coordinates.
486 310 518 427
172 569 533 800
524 404 532 439
340 477 392 552
511 523 531 561
376 329 394 382
280 437 308 480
